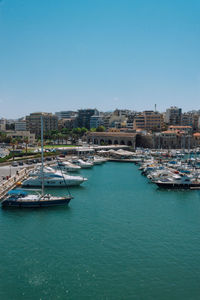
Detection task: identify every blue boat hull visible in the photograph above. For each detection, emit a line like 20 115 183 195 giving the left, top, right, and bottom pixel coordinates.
1 198 71 208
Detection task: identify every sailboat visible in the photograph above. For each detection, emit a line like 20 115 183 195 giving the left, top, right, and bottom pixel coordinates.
1 117 73 208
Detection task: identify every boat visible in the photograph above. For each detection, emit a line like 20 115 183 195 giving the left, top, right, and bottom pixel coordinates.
89 156 106 165
1 189 72 208
51 160 81 172
22 166 87 187
154 174 200 189
73 158 93 168
1 117 73 208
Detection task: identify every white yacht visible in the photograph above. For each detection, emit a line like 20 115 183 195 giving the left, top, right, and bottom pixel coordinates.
51 161 81 172
92 156 107 165
22 166 87 187
73 159 93 169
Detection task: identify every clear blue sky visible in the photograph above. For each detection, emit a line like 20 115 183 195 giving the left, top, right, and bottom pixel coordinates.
0 0 200 118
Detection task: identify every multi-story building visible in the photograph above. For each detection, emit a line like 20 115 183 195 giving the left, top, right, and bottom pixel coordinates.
6 131 36 144
192 114 200 131
165 106 182 125
102 113 112 130
144 111 163 131
181 113 193 127
76 109 98 129
55 111 77 120
90 115 104 129
133 114 145 130
26 112 58 137
134 111 163 131
15 120 27 131
126 115 135 129
0 118 6 131
58 117 77 130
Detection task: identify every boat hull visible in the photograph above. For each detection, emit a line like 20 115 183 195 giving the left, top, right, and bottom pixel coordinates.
22 178 85 187
2 198 72 208
155 182 200 189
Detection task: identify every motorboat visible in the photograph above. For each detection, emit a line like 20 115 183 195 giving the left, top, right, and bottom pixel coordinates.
51 160 81 172
154 174 200 189
88 156 106 165
73 159 93 169
22 166 87 187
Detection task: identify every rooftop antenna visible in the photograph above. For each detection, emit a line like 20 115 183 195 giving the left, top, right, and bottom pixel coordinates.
155 104 157 112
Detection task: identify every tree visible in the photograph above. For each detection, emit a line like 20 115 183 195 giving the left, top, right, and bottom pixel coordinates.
80 127 88 136
72 128 81 135
90 128 96 132
23 137 29 156
10 138 17 160
96 126 105 132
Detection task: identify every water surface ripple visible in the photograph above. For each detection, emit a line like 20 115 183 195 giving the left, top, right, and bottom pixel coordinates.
0 163 200 299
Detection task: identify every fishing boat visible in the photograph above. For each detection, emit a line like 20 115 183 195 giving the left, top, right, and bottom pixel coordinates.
1 117 73 208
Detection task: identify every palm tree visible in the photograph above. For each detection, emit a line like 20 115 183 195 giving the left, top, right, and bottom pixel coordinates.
10 138 17 160
23 137 29 156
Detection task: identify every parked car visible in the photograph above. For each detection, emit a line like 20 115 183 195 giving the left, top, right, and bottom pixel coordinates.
11 162 18 167
46 157 52 161
18 161 24 166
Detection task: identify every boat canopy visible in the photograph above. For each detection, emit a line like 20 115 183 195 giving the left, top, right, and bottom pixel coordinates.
7 189 28 196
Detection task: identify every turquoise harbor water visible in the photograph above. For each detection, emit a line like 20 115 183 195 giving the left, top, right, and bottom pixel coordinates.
0 162 200 299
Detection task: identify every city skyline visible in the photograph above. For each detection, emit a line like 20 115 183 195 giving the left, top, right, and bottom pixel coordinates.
1 105 200 120
1 0 200 118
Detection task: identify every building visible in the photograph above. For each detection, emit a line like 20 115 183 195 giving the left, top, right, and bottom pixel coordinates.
58 117 77 130
192 114 200 131
55 111 77 120
76 109 98 129
87 132 136 147
102 113 112 129
90 115 104 129
193 133 200 147
0 118 6 131
26 112 58 137
134 111 163 131
144 111 163 131
152 130 193 149
181 113 193 127
168 125 193 134
133 114 145 130
126 115 135 129
6 131 36 144
165 106 182 125
15 120 27 131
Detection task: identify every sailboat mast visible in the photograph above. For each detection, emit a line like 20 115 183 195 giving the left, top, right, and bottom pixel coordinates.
41 115 44 196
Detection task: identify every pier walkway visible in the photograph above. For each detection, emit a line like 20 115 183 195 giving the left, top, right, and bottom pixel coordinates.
0 166 34 200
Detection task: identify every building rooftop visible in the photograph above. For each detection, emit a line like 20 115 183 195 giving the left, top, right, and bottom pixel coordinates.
87 132 137 137
169 125 192 129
